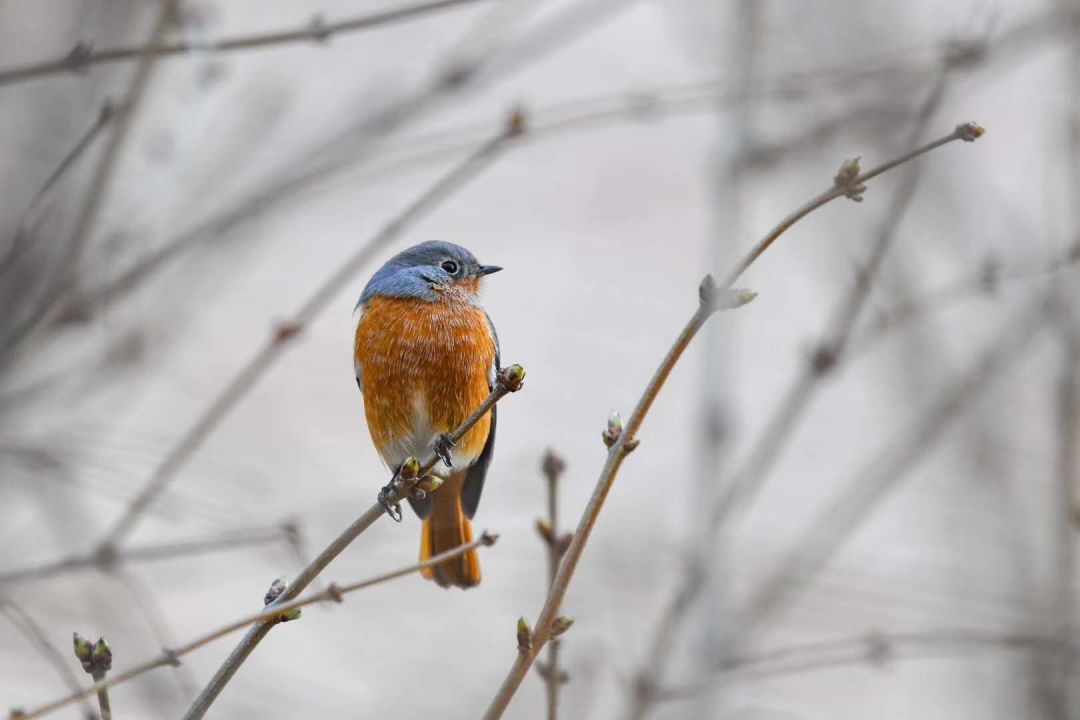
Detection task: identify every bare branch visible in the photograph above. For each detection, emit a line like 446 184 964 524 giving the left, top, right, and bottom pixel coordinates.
0 524 290 585
0 0 497 88
0 600 96 720
536 450 570 719
13 530 501 720
181 367 523 720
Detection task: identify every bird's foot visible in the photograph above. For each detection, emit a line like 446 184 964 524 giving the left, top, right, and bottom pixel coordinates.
434 433 456 468
378 472 404 523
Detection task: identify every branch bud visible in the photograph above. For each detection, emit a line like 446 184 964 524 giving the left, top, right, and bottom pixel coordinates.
541 448 566 480
956 122 985 142
73 633 93 671
479 530 500 546
501 364 526 391
536 518 555 545
516 617 533 653
550 616 575 639
416 475 444 494
507 107 527 137
91 638 112 672
602 411 624 447
698 274 718 306
719 288 758 311
264 577 287 606
399 456 421 481
833 156 866 201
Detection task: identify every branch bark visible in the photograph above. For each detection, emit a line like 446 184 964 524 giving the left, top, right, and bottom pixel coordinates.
12 526 503 719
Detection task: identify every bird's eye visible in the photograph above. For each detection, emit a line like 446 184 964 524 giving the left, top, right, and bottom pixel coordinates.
441 260 459 275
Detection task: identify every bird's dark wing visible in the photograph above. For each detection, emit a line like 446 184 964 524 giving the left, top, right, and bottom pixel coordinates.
461 311 500 518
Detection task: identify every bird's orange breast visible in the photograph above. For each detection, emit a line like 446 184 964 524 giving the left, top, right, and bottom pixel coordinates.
354 294 495 469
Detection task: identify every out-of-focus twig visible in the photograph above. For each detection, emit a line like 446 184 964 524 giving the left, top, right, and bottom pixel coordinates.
0 102 115 278
12 529 502 720
535 450 570 720
0 524 290 585
850 245 1080 358
94 111 524 552
181 366 524 720
740 300 1046 636
5 0 176 357
0 599 96 720
0 0 497 88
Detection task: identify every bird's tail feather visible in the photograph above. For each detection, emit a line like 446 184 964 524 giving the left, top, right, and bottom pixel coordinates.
419 470 481 588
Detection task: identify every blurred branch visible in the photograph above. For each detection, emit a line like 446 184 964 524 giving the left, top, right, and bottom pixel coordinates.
107 568 197 697
0 101 115 278
5 0 177 358
850 244 1080 358
95 111 524 552
12 530 501 720
740 300 1046 636
535 450 570 720
656 629 1073 694
0 0 497 88
0 524 289 585
0 599 96 720
182 366 524 720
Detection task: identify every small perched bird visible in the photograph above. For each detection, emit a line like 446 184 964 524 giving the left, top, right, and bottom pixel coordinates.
353 241 502 588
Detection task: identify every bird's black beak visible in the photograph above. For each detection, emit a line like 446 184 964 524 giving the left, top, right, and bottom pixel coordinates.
478 264 503 276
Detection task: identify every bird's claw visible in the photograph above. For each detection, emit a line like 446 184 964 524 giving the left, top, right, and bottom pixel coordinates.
378 477 403 522
434 433 456 468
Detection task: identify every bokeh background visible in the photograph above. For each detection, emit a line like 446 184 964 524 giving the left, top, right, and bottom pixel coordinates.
2 1 1079 718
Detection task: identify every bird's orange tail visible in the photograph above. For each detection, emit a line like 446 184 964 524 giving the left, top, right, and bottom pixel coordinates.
419 471 481 588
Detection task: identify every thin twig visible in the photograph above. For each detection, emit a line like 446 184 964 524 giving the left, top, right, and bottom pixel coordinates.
12 529 502 720
0 0 496 88
536 450 569 719
482 122 983 720
0 600 97 719
740 300 1046 636
721 120 982 290
482 280 734 720
94 112 522 552
0 101 115 278
181 367 523 720
0 524 290 585
4 0 176 357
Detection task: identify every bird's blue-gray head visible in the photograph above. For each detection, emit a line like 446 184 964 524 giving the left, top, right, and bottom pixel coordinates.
358 241 502 306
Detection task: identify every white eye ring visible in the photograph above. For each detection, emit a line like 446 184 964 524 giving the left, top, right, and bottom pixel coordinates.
441 260 459 274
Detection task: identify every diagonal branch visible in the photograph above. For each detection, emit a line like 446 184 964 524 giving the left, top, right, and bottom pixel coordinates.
11 528 501 720
95 112 522 551
483 119 985 720
0 599 97 720
181 366 524 720
0 0 496 88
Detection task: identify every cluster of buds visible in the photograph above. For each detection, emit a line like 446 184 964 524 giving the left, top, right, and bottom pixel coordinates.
499 364 527 392
535 519 572 559
73 633 112 676
833 156 867 202
264 578 302 623
602 412 639 452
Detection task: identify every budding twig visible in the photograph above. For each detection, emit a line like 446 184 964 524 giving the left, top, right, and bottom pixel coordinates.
12 531 501 719
536 450 570 719
181 369 522 720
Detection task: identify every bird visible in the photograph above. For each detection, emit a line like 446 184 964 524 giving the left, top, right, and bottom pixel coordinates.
353 241 502 588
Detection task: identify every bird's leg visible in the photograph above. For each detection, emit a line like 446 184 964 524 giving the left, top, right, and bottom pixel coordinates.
434 433 456 468
378 467 404 522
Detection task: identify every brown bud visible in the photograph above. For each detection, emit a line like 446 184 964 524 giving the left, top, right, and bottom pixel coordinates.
541 449 566 479
550 616 574 638
536 518 555 545
516 617 533 653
